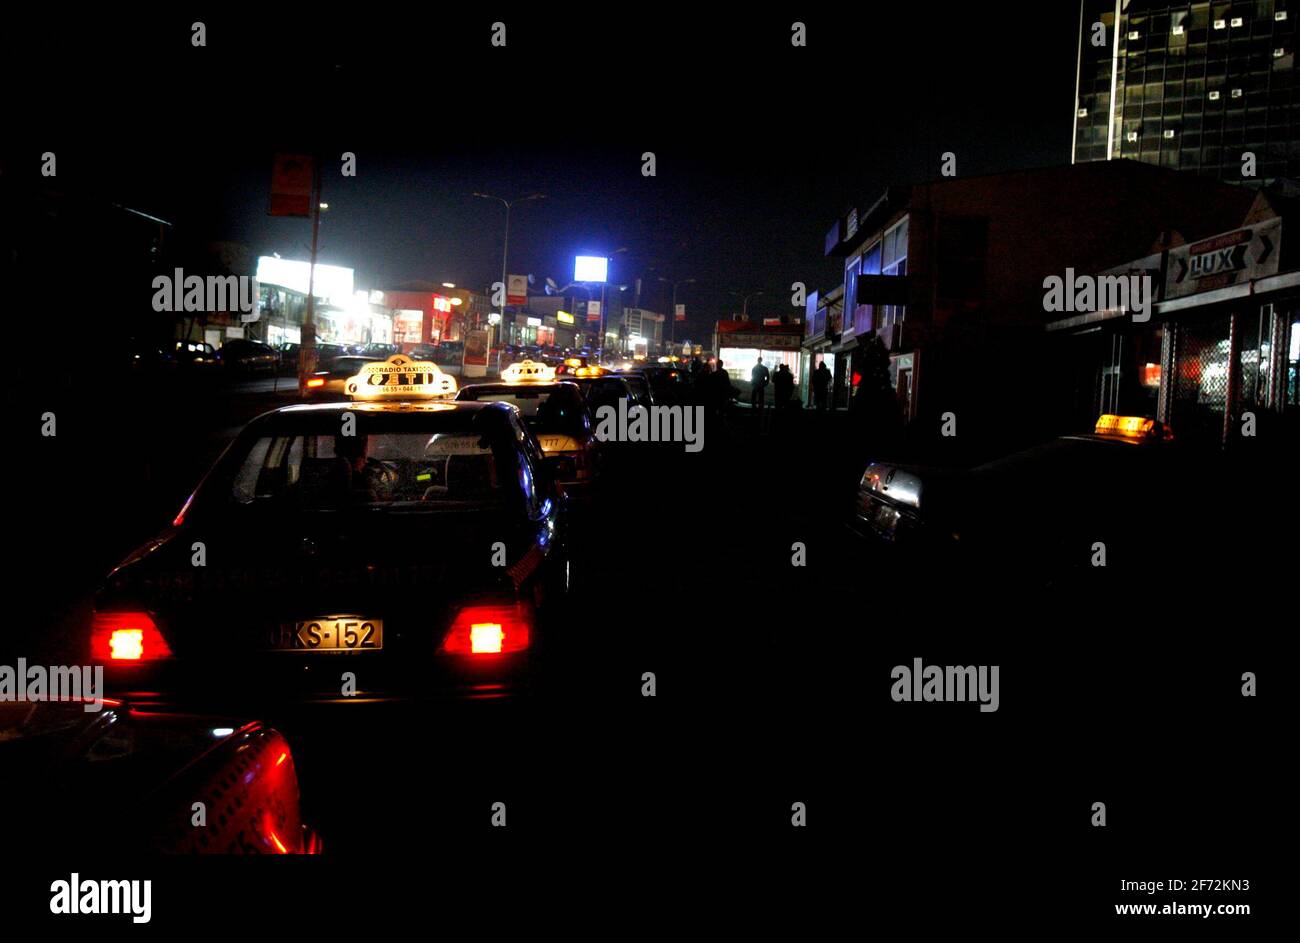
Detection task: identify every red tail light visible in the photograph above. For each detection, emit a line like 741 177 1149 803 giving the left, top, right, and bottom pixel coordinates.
91 611 174 662
441 603 532 655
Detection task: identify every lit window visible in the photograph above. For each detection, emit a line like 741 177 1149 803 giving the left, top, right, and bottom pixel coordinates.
1231 17 1243 27
1232 88 1244 98
1275 48 1287 58
1163 129 1177 138
1277 12 1289 23
1209 90 1221 100
1128 30 1141 40
1173 24 1185 36
1126 131 1140 142
1078 107 1089 117
1214 19 1226 29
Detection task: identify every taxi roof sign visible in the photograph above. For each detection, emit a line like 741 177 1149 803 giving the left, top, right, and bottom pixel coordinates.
500 358 556 384
345 354 456 400
1094 414 1173 440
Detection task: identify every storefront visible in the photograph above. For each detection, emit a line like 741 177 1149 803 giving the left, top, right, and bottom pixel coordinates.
801 286 841 406
713 320 805 390
1050 217 1294 447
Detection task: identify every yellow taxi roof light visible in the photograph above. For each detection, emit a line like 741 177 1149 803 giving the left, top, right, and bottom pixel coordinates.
574 365 607 377
345 354 456 400
1094 414 1174 440
500 359 556 384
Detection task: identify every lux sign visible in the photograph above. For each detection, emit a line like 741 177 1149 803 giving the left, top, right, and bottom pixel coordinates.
1189 235 1249 278
1166 218 1280 300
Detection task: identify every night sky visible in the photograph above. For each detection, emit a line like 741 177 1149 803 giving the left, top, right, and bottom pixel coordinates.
8 6 1080 338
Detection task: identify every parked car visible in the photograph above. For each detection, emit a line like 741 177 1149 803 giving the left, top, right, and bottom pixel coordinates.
847 413 1227 597
219 339 278 374
173 340 220 369
434 340 464 365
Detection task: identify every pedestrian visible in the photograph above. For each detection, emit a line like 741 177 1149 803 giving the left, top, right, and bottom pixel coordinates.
750 356 770 411
711 360 736 419
812 360 831 411
773 363 794 411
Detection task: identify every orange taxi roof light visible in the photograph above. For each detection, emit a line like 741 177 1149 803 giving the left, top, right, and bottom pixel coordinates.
501 359 556 383
345 354 456 400
1094 414 1174 440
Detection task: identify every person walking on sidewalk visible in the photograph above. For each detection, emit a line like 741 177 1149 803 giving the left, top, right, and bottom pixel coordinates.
749 356 770 411
812 360 831 411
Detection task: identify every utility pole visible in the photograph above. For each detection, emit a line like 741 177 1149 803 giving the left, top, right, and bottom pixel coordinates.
299 160 322 395
473 192 546 350
666 277 696 348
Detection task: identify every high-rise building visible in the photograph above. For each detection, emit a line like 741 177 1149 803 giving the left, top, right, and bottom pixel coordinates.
1073 1 1298 184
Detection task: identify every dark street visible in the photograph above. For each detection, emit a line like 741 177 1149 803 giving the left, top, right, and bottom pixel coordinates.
1 4 1289 935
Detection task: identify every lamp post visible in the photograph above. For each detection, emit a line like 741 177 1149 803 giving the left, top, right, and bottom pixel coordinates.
593 247 628 363
472 192 546 346
298 185 330 395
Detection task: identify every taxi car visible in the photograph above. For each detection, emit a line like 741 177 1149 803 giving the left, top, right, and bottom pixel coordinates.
91 356 570 708
849 413 1212 590
454 359 602 490
610 369 655 408
560 363 639 415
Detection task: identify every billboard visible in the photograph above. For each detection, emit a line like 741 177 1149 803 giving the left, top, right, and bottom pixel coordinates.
268 154 314 217
586 300 602 322
462 329 489 377
574 256 608 282
507 274 528 306
255 257 354 304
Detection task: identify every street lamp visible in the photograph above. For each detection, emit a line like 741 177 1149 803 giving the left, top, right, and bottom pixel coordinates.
472 192 546 346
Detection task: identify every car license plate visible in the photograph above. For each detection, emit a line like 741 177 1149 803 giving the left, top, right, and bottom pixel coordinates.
270 618 383 651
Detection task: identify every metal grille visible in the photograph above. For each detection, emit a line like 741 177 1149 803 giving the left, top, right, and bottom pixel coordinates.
1236 309 1267 413
1170 316 1231 443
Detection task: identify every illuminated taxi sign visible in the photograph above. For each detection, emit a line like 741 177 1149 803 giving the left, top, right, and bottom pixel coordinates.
500 358 556 384
1094 414 1173 440
537 433 581 453
345 354 456 399
573 365 607 377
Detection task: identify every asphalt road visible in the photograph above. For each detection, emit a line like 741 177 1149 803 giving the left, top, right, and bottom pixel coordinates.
7 373 1277 867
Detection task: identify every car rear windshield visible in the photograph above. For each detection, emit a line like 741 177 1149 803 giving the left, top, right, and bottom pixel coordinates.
458 387 589 437
213 412 529 512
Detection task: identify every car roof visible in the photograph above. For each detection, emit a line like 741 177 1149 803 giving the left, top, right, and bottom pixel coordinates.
253 400 514 427
457 381 581 395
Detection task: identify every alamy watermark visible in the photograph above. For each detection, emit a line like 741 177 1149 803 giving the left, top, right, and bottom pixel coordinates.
152 268 260 320
593 400 705 453
50 874 151 924
1043 269 1153 323
890 658 999 712
0 659 104 712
